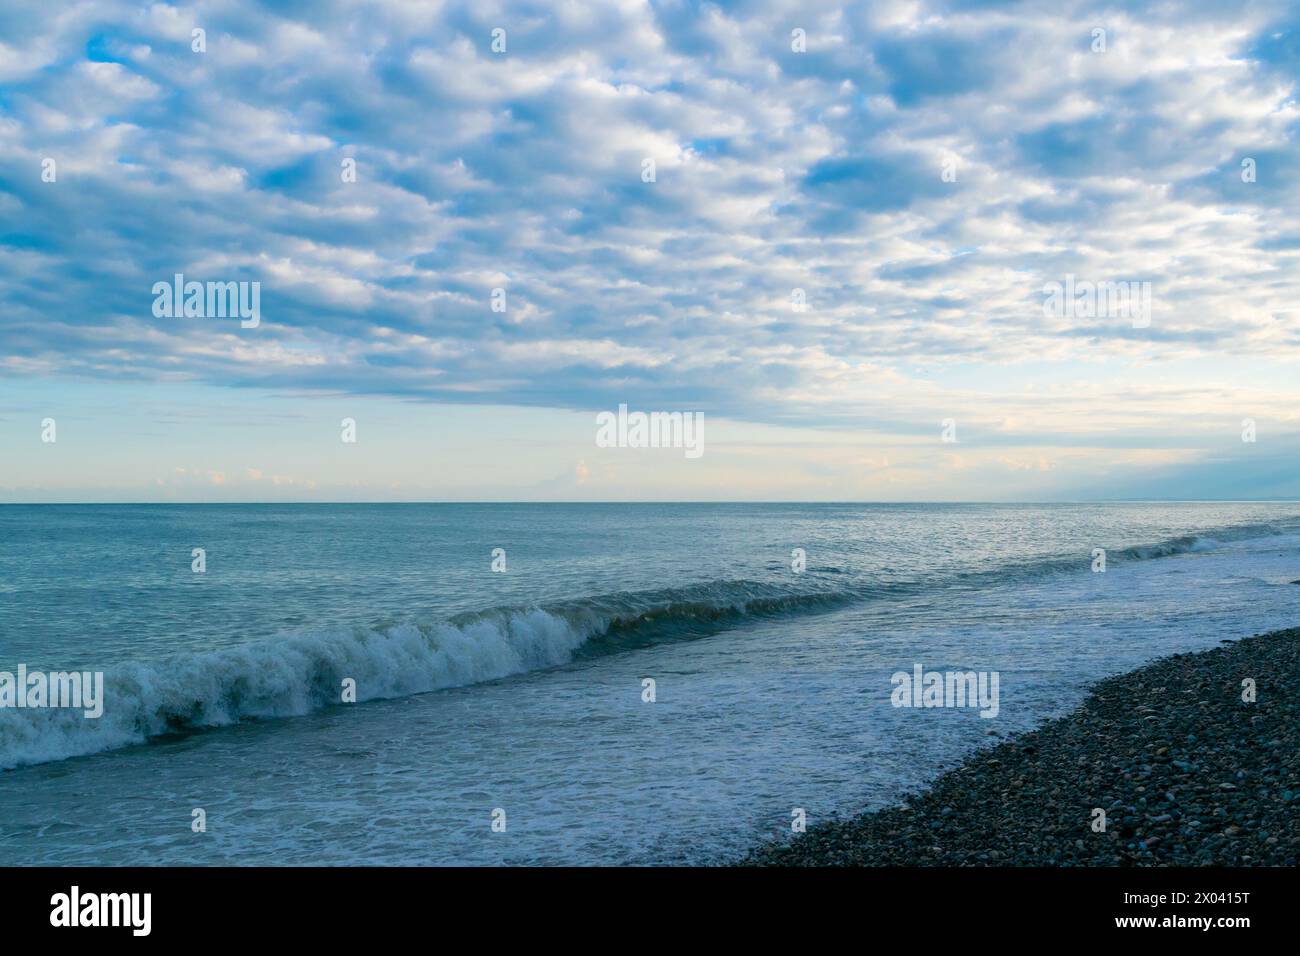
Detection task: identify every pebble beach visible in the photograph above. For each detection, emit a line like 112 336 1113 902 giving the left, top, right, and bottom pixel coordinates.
747 627 1300 866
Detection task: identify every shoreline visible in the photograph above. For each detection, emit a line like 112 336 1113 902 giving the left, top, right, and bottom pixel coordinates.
744 627 1300 866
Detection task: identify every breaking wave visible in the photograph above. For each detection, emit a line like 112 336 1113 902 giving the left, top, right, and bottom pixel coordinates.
3 517 1295 770
0 580 850 770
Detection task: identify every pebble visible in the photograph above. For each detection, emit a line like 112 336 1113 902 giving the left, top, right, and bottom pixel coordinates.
745 627 1300 867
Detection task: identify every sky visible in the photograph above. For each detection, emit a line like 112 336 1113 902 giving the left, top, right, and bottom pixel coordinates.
1 0 1298 502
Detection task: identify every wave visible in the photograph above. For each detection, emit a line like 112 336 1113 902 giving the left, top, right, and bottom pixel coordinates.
3 518 1295 771
0 580 853 770
954 520 1297 586
1110 522 1287 561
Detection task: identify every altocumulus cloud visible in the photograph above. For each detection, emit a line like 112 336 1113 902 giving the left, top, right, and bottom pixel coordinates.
0 0 1298 447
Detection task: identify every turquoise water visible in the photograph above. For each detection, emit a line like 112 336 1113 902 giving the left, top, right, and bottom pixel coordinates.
1 502 1298 863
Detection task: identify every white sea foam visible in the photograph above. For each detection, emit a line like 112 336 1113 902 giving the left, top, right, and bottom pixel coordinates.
0 609 596 769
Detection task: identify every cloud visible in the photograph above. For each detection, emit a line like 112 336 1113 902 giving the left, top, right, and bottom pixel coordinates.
0 0 1297 492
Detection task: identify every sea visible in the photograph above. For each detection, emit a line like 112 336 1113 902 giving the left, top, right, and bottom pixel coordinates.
0 502 1297 864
